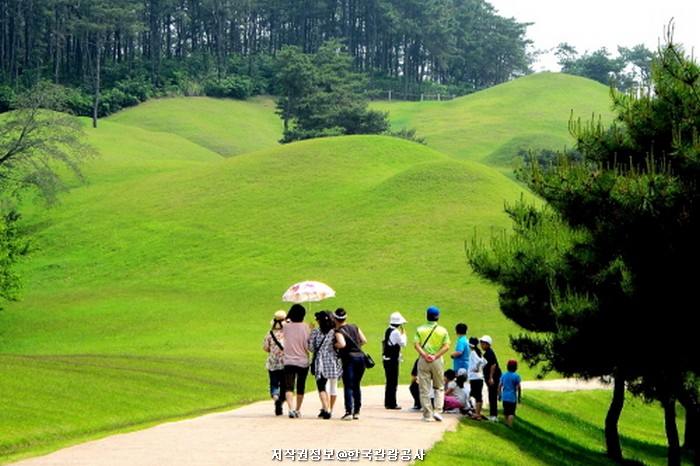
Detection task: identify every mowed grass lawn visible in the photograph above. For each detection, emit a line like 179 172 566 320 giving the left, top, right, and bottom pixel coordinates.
0 74 688 465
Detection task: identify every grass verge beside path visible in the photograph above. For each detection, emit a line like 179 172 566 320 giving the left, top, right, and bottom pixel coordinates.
0 354 246 464
426 390 690 466
421 390 692 466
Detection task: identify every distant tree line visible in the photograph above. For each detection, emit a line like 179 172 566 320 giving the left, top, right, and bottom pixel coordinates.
555 42 655 91
0 0 532 119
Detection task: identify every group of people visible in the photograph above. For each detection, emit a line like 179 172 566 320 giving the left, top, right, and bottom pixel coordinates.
263 304 522 426
262 303 368 420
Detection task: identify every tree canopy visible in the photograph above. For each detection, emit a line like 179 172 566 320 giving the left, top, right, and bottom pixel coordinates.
274 41 389 143
0 81 95 307
556 42 654 91
0 0 532 119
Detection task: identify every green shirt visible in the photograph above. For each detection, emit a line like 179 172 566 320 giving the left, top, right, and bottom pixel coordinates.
414 322 450 355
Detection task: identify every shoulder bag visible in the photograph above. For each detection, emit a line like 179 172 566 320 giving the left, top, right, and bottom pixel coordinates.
339 326 375 369
269 330 284 351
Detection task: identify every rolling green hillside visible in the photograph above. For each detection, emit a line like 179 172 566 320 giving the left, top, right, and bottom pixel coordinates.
106 95 282 157
1 129 529 461
0 74 673 464
372 72 614 170
4 135 526 356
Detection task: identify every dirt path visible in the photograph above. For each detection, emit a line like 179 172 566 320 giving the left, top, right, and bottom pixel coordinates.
11 379 607 466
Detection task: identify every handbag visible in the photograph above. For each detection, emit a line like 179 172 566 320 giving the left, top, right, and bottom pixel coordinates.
310 349 317 376
339 326 375 369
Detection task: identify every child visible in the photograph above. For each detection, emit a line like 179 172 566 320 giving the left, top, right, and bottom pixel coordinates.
409 358 422 411
498 359 522 427
467 336 486 420
443 369 470 414
409 358 434 411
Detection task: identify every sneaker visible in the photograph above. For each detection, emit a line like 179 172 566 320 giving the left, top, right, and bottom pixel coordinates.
409 406 422 412
433 413 443 422
420 417 435 422
341 413 353 421
444 408 460 414
321 410 332 420
318 410 325 418
487 416 498 422
288 410 297 418
385 405 402 410
352 413 360 420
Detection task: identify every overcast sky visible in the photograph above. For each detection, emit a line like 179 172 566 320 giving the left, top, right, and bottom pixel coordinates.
487 0 700 71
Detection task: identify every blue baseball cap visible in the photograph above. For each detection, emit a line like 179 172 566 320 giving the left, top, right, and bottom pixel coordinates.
427 306 440 318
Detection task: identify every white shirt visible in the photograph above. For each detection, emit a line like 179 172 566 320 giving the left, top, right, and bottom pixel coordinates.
468 350 486 381
383 326 407 361
389 327 407 347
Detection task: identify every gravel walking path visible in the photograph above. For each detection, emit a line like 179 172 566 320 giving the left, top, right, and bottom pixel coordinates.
11 379 608 466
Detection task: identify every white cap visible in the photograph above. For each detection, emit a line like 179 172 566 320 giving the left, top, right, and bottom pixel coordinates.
479 335 492 345
389 312 408 325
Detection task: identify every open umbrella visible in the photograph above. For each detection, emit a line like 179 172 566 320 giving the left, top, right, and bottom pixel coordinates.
282 280 336 303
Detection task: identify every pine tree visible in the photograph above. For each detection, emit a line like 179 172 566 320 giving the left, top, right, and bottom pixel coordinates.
468 33 700 465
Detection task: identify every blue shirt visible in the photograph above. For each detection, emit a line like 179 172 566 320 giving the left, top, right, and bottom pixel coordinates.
453 335 469 372
500 371 521 403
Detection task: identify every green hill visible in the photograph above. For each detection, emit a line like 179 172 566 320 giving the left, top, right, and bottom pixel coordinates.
5 135 525 354
1 130 528 461
372 72 613 170
0 74 674 464
106 95 282 157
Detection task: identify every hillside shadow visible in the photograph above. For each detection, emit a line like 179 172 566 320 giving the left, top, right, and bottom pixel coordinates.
532 399 680 464
509 418 645 465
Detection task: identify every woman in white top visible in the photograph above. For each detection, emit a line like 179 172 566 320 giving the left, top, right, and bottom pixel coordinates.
467 336 487 420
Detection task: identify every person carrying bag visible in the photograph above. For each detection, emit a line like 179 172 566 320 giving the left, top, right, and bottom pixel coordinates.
333 308 368 420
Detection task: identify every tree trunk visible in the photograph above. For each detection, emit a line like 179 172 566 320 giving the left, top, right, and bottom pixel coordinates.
605 377 624 461
685 409 699 450
91 36 102 129
677 387 699 462
663 400 681 466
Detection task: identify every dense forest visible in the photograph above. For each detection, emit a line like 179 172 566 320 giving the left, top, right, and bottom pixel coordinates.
0 0 532 116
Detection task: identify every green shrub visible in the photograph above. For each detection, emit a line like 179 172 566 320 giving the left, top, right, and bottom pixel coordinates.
64 88 92 116
0 85 16 112
203 75 254 99
116 78 155 102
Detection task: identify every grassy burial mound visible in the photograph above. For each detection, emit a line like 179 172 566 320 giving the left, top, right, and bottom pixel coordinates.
372 72 614 170
107 95 283 157
0 76 677 465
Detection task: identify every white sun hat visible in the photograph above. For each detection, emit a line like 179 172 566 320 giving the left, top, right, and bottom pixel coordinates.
389 312 408 325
